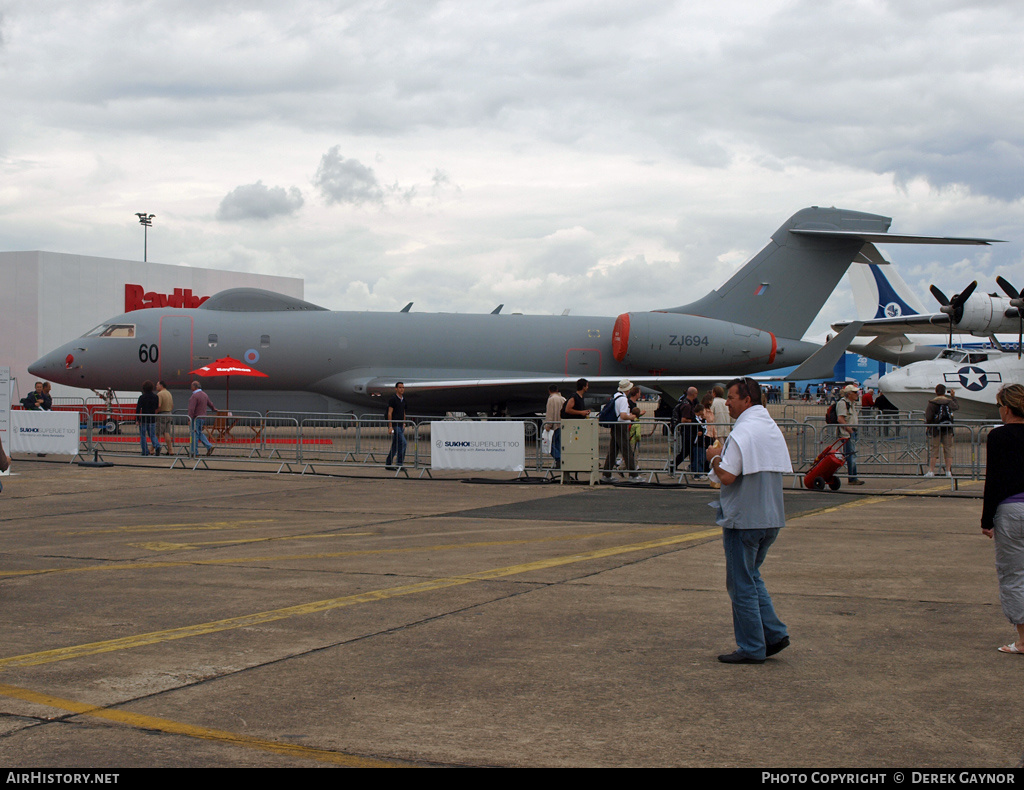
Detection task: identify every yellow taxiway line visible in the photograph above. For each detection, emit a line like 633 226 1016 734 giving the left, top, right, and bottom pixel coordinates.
0 523 705 579
130 532 374 551
0 495 882 669
0 528 721 671
0 682 401 767
62 519 277 536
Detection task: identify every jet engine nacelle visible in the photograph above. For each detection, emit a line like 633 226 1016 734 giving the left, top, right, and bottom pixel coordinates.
611 312 777 372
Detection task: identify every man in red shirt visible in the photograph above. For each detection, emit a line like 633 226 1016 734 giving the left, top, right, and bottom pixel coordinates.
188 381 216 457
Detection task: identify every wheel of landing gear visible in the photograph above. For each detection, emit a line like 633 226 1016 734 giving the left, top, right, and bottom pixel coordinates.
828 477 842 491
813 476 826 491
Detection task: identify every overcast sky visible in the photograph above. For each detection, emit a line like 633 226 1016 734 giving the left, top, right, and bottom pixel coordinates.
1 0 1020 338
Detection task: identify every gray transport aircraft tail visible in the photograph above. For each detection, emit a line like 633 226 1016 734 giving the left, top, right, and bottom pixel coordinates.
667 206 996 340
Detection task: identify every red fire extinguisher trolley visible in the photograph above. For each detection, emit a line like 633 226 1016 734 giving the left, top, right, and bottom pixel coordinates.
804 438 847 491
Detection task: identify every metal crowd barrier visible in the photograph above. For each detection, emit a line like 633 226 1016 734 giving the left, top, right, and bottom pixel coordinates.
810 419 994 483
267 410 358 427
51 396 87 408
64 407 1003 485
668 420 814 484
298 417 414 472
545 418 676 482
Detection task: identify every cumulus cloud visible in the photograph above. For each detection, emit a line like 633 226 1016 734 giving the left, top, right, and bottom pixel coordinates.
0 0 1020 332
314 147 385 206
4 1 1021 201
216 181 304 221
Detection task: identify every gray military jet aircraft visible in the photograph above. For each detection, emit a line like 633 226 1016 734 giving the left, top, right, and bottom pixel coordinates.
29 206 995 415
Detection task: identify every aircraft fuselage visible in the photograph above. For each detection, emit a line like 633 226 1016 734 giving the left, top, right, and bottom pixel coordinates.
878 348 1022 420
30 305 815 414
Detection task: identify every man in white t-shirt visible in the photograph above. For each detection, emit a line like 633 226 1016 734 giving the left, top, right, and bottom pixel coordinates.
602 379 638 480
707 377 793 664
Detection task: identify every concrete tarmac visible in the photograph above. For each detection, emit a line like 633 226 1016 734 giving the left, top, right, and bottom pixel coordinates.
0 459 1017 768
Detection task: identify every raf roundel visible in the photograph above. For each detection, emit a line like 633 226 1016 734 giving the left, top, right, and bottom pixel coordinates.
244 349 260 365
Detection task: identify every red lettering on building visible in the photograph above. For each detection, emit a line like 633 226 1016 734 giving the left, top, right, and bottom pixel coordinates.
124 284 210 312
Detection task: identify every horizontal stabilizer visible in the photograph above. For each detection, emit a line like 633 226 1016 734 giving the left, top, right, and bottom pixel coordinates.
785 322 864 381
790 230 1001 245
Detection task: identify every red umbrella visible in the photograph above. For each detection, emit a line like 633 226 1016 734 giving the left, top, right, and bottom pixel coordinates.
188 356 268 410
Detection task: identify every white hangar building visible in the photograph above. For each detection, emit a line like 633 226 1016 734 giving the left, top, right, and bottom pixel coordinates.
0 251 303 403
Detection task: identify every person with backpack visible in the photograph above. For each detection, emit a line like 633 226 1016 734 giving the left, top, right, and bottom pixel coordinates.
671 387 699 469
924 384 959 477
602 380 638 481
835 384 864 486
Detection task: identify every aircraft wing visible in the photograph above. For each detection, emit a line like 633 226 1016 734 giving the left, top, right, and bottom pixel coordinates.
783 321 863 381
366 375 747 398
832 313 952 337
790 230 1001 245
364 369 826 400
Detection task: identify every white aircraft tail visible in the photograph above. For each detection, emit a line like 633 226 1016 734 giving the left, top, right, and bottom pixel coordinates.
848 263 927 321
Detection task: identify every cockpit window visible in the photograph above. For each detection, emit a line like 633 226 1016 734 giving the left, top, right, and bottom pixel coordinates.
938 349 966 363
82 324 136 338
968 353 989 364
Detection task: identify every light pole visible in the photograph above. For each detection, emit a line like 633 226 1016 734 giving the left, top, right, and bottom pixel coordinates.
135 213 155 261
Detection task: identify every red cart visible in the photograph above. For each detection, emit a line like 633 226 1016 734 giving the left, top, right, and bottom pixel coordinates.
804 438 846 491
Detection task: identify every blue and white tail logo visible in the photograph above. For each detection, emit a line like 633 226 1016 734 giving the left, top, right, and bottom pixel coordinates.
848 263 928 321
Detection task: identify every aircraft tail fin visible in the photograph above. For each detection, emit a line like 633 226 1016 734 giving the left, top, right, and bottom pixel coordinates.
848 261 927 321
665 207 892 340
663 206 992 341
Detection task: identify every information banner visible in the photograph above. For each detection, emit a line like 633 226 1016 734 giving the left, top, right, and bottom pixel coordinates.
430 421 526 471
10 411 79 455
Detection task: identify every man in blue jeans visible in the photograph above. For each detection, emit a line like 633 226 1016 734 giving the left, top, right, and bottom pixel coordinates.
707 377 793 664
836 384 864 485
385 382 407 469
188 381 216 457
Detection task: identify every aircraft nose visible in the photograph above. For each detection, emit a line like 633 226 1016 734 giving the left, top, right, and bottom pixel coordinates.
28 347 75 382
27 354 49 377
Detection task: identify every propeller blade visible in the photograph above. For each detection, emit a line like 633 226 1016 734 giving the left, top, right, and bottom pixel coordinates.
997 276 1020 300
949 280 978 325
954 280 978 304
930 284 950 306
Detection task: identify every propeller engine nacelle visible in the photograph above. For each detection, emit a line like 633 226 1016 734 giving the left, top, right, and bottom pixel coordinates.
930 281 1014 336
956 294 1003 335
